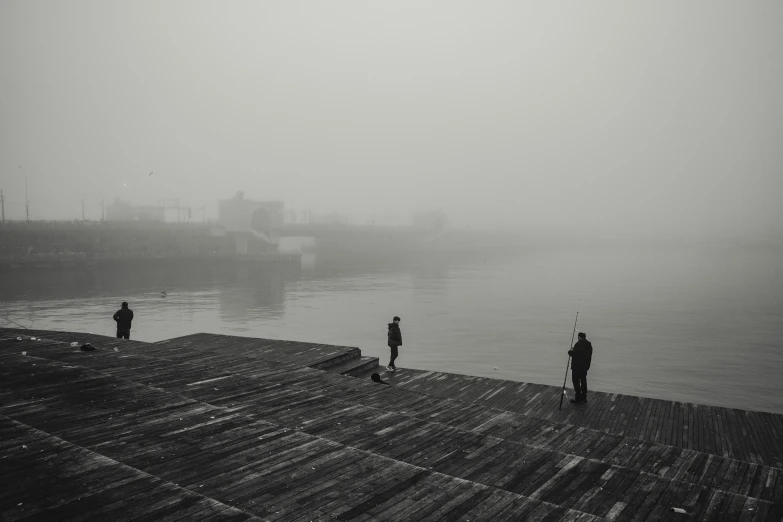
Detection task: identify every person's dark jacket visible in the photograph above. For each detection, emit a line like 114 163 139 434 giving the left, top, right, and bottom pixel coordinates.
568 338 592 372
388 323 402 347
113 308 134 331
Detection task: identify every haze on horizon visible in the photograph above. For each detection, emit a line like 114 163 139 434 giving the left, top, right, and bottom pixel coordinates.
1 1 781 243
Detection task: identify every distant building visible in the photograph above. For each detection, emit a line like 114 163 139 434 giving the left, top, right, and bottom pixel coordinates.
217 192 285 253
106 199 165 222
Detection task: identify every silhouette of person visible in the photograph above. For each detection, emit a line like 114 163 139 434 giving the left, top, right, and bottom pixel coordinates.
371 373 389 385
386 316 402 372
569 332 593 403
113 302 134 339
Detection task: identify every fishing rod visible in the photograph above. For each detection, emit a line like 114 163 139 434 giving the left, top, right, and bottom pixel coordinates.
558 308 580 410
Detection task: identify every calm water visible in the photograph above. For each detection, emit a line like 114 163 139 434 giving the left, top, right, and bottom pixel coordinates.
2 244 782 414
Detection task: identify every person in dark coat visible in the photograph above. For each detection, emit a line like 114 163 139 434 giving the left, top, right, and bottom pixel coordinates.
113 302 134 339
568 332 593 403
386 316 402 372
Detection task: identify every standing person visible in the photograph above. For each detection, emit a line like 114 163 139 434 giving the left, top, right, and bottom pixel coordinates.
568 332 593 403
386 316 402 372
113 302 134 339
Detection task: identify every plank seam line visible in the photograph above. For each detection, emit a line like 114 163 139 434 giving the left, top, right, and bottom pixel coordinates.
336 370 783 470
1 355 603 522
323 440 603 520
301 371 783 474
8 333 783 475
10 337 782 476
185 375 233 386
0 413 264 521
47 361 783 507
13 345 783 481
5 351 775 519
277 377 783 502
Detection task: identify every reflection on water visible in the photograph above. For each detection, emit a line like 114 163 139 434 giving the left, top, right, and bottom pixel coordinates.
1 245 782 414
219 264 289 320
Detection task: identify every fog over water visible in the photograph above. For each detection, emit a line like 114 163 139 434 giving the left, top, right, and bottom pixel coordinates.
2 244 782 414
1 1 782 241
1 2 782 414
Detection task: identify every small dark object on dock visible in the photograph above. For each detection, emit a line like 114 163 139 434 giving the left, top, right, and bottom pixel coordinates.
80 343 95 351
371 373 389 385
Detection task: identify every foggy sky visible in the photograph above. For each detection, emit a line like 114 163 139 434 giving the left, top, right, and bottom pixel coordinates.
1 1 782 241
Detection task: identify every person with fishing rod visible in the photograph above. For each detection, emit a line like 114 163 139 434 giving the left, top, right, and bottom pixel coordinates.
568 332 593 403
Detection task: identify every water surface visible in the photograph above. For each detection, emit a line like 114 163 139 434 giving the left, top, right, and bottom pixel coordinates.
2 244 781 414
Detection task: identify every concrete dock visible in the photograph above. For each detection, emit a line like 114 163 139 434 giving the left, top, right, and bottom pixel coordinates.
1 328 781 521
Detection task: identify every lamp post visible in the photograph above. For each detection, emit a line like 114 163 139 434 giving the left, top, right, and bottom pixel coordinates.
16 164 29 222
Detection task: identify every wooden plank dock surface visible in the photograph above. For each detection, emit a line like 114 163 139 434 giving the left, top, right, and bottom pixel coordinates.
1 328 781 521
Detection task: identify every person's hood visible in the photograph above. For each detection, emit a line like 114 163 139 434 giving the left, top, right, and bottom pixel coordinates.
388 322 399 329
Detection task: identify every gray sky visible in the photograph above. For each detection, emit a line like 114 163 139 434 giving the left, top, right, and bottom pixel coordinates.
1 1 781 240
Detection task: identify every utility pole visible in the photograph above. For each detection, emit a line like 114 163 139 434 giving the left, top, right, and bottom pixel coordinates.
1 189 5 224
17 165 29 222
81 199 85 221
101 198 105 221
